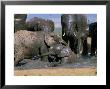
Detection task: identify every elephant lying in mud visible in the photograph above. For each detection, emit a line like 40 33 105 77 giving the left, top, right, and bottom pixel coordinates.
14 30 76 66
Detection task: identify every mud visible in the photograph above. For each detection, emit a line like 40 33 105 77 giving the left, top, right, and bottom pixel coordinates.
14 55 97 70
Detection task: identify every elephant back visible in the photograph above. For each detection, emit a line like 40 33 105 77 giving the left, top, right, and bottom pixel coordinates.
26 17 54 32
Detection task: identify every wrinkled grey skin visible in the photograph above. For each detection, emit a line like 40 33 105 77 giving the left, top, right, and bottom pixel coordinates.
14 30 47 66
26 17 54 32
14 30 75 66
61 14 88 55
48 44 76 65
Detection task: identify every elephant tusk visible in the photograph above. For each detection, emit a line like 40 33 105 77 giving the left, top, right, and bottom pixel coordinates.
73 32 76 37
63 33 65 36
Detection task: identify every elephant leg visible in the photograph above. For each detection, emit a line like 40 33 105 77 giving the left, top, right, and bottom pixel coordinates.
82 39 88 56
69 37 78 54
40 45 48 62
14 47 31 66
91 36 96 56
14 50 24 66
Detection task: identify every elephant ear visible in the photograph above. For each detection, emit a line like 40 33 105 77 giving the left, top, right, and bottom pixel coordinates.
52 34 68 46
51 33 68 46
44 32 68 47
44 32 56 47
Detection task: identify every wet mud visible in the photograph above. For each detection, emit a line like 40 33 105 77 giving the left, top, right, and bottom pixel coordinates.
14 56 97 70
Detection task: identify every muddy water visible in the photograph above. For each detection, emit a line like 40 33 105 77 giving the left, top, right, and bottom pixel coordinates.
58 56 97 68
14 56 97 70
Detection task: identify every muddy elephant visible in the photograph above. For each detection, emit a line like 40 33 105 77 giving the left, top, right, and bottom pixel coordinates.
14 14 27 33
14 30 75 66
26 17 54 32
48 44 76 65
89 22 97 56
61 14 88 56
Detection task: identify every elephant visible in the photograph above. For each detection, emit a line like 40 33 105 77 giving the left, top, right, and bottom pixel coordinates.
14 14 27 33
89 22 97 56
26 17 54 32
48 44 76 66
14 30 76 66
61 14 88 56
14 14 27 21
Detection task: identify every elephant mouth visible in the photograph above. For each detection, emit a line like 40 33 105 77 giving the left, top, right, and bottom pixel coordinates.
65 30 77 38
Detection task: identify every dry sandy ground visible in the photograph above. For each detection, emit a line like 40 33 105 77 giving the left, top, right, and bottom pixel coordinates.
14 67 96 76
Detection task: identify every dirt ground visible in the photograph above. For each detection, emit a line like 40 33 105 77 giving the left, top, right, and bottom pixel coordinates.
14 67 96 76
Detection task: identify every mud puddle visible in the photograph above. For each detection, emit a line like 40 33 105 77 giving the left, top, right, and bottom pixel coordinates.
14 55 97 70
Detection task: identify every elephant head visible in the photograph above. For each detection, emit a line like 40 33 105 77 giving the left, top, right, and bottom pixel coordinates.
61 14 88 54
62 14 87 38
44 32 67 47
42 32 76 64
48 43 76 65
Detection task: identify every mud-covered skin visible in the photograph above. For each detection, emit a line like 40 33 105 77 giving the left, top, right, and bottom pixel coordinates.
14 30 75 66
14 30 56 66
48 44 76 66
